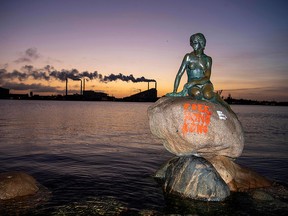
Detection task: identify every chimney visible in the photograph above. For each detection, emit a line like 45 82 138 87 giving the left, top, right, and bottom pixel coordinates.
66 77 68 96
83 79 85 92
155 81 157 90
148 81 150 90
80 79 82 95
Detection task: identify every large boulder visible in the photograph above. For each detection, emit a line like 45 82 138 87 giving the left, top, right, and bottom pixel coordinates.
148 97 244 158
154 155 230 201
0 172 39 200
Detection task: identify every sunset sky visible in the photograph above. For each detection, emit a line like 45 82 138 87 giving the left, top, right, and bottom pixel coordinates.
1 0 287 101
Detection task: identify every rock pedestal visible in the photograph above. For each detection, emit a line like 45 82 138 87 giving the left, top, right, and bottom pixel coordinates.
155 155 230 201
149 97 271 201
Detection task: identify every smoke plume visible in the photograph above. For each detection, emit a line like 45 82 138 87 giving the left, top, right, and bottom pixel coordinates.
102 73 156 83
0 65 155 84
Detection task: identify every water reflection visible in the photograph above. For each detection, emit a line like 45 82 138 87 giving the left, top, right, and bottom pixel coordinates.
0 101 287 215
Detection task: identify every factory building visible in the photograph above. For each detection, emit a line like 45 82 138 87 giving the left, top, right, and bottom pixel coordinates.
123 81 158 102
123 88 157 102
82 90 115 101
0 87 9 95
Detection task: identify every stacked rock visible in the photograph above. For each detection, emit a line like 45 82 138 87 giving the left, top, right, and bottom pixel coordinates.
148 97 244 158
148 97 271 201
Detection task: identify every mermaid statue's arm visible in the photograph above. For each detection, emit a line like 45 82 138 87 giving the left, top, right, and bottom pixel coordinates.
166 54 188 97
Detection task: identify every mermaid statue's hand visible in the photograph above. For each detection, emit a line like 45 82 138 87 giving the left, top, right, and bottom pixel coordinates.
166 92 177 97
166 90 187 97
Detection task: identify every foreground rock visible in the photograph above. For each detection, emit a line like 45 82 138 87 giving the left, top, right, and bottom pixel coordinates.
148 97 244 158
206 155 272 192
154 155 230 201
0 172 39 200
163 182 288 216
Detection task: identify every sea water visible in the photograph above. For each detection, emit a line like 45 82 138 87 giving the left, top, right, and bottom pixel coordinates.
0 100 287 215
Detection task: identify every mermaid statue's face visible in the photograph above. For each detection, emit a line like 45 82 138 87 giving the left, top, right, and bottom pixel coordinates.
190 38 202 51
190 34 206 51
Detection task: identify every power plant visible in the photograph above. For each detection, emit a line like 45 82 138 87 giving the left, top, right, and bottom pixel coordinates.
65 77 158 102
1 67 158 101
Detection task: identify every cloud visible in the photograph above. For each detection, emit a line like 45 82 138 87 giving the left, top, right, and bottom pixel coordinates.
0 68 28 83
14 48 40 63
2 82 59 92
0 63 8 69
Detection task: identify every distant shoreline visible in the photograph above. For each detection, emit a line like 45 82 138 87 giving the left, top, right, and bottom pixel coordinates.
0 95 287 106
223 98 288 106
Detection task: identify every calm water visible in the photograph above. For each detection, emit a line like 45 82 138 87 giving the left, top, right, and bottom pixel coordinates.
0 100 287 215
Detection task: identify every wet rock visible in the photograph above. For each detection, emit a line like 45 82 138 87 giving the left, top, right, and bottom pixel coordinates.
206 155 272 192
148 97 244 158
250 181 288 201
138 209 160 216
52 197 128 216
248 184 288 215
251 190 274 201
155 155 230 201
0 183 51 216
0 172 39 200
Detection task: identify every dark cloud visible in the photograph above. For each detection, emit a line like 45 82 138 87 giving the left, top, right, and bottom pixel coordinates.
2 82 59 92
14 48 40 63
25 47 40 59
0 68 28 83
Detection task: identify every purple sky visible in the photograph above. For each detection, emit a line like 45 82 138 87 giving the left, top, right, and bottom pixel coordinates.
0 0 287 101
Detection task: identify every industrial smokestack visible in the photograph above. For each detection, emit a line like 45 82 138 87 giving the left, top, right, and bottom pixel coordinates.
66 77 68 96
83 79 85 92
80 79 82 95
155 81 157 90
148 81 150 90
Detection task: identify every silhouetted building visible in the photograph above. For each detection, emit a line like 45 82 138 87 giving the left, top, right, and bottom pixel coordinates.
0 87 9 95
83 90 115 101
123 88 157 102
8 93 29 99
0 87 10 99
0 87 30 99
